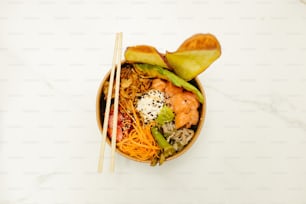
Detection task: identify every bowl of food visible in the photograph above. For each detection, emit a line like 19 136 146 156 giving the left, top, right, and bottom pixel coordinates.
96 33 221 166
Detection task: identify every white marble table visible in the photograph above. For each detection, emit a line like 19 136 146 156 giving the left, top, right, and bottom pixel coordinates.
1 0 306 203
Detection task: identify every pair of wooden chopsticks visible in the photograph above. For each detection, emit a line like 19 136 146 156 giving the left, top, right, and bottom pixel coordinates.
98 32 123 173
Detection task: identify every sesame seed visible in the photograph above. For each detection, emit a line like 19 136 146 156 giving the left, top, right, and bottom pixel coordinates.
136 89 165 123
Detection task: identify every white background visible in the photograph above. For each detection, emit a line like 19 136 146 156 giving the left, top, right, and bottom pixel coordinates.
1 0 306 203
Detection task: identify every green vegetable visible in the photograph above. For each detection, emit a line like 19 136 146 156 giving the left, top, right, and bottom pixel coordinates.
156 106 174 125
151 126 175 165
134 63 204 103
166 49 221 81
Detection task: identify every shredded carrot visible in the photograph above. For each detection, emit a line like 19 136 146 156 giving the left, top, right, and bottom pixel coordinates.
117 100 160 161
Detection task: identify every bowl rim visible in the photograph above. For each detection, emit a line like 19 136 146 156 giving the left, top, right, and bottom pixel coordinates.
96 62 207 163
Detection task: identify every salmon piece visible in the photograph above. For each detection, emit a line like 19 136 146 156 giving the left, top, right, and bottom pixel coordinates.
164 82 183 97
188 109 199 127
170 93 190 113
182 92 200 110
152 79 200 129
170 91 199 113
175 112 189 129
151 79 167 92
175 109 199 129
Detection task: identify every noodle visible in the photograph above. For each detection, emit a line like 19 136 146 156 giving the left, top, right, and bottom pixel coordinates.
119 65 152 110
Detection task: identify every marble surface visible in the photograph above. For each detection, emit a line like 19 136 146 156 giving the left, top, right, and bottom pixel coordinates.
1 0 306 203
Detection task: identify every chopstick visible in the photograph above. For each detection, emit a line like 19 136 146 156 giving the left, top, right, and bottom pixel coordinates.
110 32 123 172
97 32 123 173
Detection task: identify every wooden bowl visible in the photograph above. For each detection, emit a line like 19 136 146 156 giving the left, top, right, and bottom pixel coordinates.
96 62 206 164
